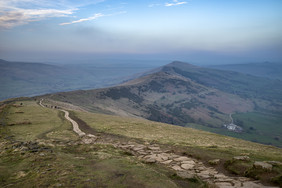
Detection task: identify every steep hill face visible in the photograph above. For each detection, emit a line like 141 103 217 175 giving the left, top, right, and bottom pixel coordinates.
163 61 282 103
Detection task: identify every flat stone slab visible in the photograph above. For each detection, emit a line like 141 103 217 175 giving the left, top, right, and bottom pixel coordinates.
161 160 173 165
181 163 194 170
132 146 146 151
181 160 195 165
148 146 160 150
144 158 156 163
242 181 270 188
174 156 190 162
171 165 183 171
157 153 170 161
214 173 227 179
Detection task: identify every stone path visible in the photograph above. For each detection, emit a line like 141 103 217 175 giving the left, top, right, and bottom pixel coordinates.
111 141 277 188
39 99 277 188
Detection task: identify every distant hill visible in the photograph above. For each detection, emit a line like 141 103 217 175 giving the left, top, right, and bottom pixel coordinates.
45 61 282 147
0 59 153 101
209 62 282 80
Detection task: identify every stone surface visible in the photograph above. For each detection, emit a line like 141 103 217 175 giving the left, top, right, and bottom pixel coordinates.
181 163 194 170
253 161 272 171
176 171 195 179
161 160 173 165
266 161 282 166
148 146 160 150
144 158 156 163
215 182 233 188
173 156 190 162
233 156 250 161
171 165 183 171
209 159 220 165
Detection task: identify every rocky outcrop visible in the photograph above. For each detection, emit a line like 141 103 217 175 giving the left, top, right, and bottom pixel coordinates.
253 162 273 171
233 156 250 161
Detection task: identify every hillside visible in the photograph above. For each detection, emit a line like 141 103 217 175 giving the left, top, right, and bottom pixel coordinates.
45 61 282 147
0 59 153 101
0 99 282 187
209 62 282 81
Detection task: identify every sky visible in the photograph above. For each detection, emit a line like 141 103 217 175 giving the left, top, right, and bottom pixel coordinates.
0 0 282 65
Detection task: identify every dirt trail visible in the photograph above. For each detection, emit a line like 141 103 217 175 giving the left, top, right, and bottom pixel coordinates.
38 99 277 188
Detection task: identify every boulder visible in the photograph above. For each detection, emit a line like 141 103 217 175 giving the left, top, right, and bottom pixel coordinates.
266 161 282 166
233 156 250 161
174 156 190 162
253 161 272 171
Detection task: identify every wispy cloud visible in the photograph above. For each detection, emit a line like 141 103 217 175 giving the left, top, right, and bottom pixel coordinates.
0 8 74 28
60 13 104 25
165 0 187 7
0 0 76 28
60 11 127 26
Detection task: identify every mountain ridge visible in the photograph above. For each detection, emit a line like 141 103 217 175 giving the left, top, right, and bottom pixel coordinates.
43 61 282 147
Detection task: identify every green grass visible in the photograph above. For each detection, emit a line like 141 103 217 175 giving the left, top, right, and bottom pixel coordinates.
3 100 77 141
233 112 282 147
0 141 185 188
74 111 282 162
0 100 206 187
185 111 282 148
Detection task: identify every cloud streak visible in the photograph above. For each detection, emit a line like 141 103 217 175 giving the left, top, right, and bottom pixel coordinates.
165 0 187 7
60 11 127 26
60 13 104 25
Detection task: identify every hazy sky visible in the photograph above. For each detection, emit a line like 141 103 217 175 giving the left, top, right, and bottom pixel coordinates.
0 0 281 64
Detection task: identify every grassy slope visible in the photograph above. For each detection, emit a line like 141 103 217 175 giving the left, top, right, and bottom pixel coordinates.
75 111 282 162
0 101 203 188
233 112 282 147
4 100 77 141
183 111 282 148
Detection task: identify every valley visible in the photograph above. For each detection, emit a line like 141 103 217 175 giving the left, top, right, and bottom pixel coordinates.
0 59 154 101
44 61 282 148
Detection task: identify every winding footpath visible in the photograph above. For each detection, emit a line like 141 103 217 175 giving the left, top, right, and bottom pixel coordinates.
61 109 85 137
38 99 277 188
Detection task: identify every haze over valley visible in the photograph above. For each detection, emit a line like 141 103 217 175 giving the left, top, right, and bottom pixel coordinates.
1 0 282 187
